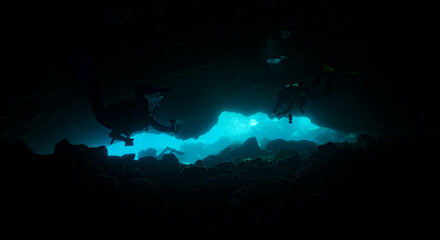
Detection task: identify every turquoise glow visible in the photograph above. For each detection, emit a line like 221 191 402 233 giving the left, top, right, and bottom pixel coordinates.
266 56 287 64
106 111 354 163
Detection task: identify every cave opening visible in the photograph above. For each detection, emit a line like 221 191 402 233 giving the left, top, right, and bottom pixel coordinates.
106 111 355 164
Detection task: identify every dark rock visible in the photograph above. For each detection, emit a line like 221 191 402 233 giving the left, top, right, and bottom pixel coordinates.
106 156 126 179
121 154 136 168
129 178 153 192
356 134 380 151
216 162 234 171
6 133 419 230
85 174 119 199
318 142 338 153
53 139 89 169
217 137 260 162
202 137 260 167
53 139 88 159
125 178 154 213
121 153 136 161
202 155 227 168
265 139 318 154
106 163 126 180
137 156 158 169
127 167 145 178
228 187 250 208
181 166 208 182
203 177 217 187
87 145 108 163
211 173 236 194
193 159 205 167
298 192 327 219
0 139 33 160
138 148 158 158
276 157 301 174
247 157 265 168
274 149 300 161
80 161 106 176
160 153 180 168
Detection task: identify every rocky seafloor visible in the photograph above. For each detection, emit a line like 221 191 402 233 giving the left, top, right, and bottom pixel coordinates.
2 134 434 233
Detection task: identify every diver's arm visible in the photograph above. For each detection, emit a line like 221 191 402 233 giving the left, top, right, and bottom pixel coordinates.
149 118 177 133
276 104 294 117
296 104 304 113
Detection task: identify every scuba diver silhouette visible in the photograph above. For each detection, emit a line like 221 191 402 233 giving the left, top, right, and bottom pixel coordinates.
69 51 177 146
272 64 358 123
139 146 185 159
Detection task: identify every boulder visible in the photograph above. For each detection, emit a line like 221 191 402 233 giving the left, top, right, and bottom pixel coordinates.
180 166 208 182
356 134 380 151
228 187 250 208
205 137 260 166
219 137 259 160
53 139 88 159
86 145 108 163
274 149 300 162
129 178 153 192
202 155 227 168
215 162 235 172
159 153 180 168
274 149 302 173
85 174 119 200
193 159 205 167
137 156 158 169
318 142 338 154
138 148 158 158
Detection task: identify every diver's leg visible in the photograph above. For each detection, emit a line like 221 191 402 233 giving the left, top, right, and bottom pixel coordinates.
272 98 282 114
311 64 334 89
312 71 324 89
308 72 333 99
324 72 334 93
92 98 106 122
172 149 185 155
296 104 304 114
158 147 184 159
150 118 177 133
276 104 293 117
168 147 185 155
90 90 114 130
109 131 134 146
158 147 169 159
277 109 290 117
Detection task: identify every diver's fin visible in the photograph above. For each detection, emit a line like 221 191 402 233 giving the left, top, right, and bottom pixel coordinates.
170 120 178 133
322 64 335 73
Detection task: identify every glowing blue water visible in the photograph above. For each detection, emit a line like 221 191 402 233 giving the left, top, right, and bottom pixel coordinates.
106 111 353 163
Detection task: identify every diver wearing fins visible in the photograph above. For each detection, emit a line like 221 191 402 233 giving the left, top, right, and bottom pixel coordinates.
69 51 178 146
272 64 358 123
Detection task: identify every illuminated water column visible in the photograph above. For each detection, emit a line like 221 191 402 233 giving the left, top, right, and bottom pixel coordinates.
106 111 354 162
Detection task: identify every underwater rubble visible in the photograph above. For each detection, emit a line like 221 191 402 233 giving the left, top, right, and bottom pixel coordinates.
2 134 433 232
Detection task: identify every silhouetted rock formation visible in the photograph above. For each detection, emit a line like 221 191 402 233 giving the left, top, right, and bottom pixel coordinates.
2 135 432 232
265 139 318 154
202 137 260 167
218 137 260 161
